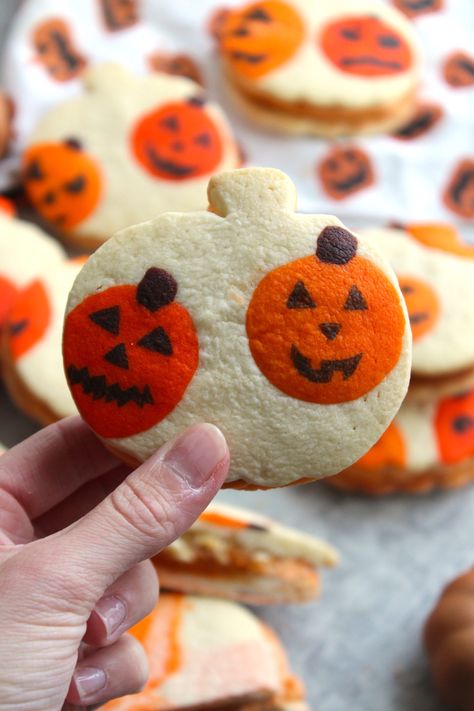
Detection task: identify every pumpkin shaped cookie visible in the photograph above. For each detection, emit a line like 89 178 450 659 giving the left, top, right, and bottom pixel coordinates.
154 501 338 604
63 168 411 488
3 258 84 425
98 593 305 711
424 569 474 711
23 64 240 249
213 0 421 136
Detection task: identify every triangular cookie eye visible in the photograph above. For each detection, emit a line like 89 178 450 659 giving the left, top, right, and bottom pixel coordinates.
89 305 120 335
344 285 368 311
138 327 173 356
287 281 316 309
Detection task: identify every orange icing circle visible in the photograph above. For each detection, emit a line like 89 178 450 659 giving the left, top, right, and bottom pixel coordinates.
405 223 474 259
357 421 406 470
435 390 474 465
398 275 440 342
6 280 51 360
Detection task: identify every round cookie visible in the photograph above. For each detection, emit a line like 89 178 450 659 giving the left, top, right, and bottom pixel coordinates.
213 0 421 136
23 64 240 249
63 167 411 488
3 258 84 425
360 224 474 379
424 568 474 711
0 198 65 334
329 387 474 495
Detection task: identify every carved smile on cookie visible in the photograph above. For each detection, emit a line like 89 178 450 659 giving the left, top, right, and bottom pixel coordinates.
246 226 405 404
131 99 223 181
63 268 199 438
321 16 413 77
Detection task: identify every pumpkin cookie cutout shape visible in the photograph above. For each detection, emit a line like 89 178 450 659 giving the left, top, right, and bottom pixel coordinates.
98 0 138 32
32 18 87 83
0 200 65 334
153 501 339 605
99 593 306 711
3 259 84 425
318 145 375 201
213 0 421 136
23 64 240 250
63 168 411 489
443 52 474 89
360 226 474 379
424 569 474 711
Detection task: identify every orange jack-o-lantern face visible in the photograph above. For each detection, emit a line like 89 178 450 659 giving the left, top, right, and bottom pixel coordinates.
318 145 375 201
435 390 474 465
398 276 440 342
214 1 305 80
131 99 224 182
321 16 413 77
443 160 474 220
246 227 405 405
357 421 406 470
405 223 474 258
6 280 51 360
63 268 199 439
99 0 138 31
32 19 87 82
443 52 474 88
23 140 102 231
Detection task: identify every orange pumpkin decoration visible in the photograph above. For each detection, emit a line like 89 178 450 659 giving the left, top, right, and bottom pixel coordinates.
246 226 405 405
214 1 305 80
32 18 87 82
0 276 19 328
99 0 138 32
357 421 406 470
424 568 474 711
394 0 443 18
149 53 204 86
404 223 474 258
435 390 474 465
23 140 102 231
131 99 224 182
5 280 51 360
392 103 443 141
318 145 375 201
398 275 440 342
443 160 474 220
321 16 413 77
443 51 474 88
63 268 199 438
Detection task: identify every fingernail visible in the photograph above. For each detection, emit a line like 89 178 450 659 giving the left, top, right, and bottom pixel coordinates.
94 595 127 639
163 424 228 487
74 667 107 700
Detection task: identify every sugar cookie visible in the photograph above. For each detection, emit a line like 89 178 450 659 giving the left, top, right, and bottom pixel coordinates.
213 0 421 136
63 167 411 488
23 64 240 249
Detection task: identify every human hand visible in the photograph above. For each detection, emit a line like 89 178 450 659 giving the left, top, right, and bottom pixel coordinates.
0 417 229 711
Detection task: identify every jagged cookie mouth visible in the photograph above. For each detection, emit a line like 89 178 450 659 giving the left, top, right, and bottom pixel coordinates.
291 345 362 383
332 168 368 192
145 146 196 178
341 56 403 71
67 364 154 408
230 50 267 64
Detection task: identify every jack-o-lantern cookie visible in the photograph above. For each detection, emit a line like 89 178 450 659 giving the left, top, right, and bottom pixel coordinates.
213 0 421 136
443 159 474 220
318 145 375 200
443 51 474 89
63 168 411 488
23 64 240 249
0 200 65 336
360 225 474 379
98 593 305 711
154 501 338 604
3 258 84 425
329 385 474 495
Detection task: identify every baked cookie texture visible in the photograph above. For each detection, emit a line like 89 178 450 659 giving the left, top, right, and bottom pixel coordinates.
22 64 240 249
3 258 84 425
424 568 474 711
99 592 305 711
214 0 421 136
63 167 412 488
154 502 338 604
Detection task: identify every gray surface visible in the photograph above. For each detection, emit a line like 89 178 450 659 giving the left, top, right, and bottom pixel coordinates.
0 2 472 710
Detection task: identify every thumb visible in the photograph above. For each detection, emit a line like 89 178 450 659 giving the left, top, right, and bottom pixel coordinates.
55 423 229 601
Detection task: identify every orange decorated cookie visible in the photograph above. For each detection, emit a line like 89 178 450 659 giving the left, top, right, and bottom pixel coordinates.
23 64 240 249
213 0 421 136
360 226 474 378
3 258 84 425
98 593 306 711
63 168 411 489
154 501 338 604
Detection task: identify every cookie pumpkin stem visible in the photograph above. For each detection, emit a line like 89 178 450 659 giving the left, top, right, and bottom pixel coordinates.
316 226 358 265
136 268 178 312
207 167 297 217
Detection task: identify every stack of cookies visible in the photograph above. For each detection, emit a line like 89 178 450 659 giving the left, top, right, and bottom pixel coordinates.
330 223 474 495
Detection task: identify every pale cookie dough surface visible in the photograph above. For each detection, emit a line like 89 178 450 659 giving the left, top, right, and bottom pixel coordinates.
64 168 411 487
360 227 474 377
24 64 240 245
217 0 421 110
